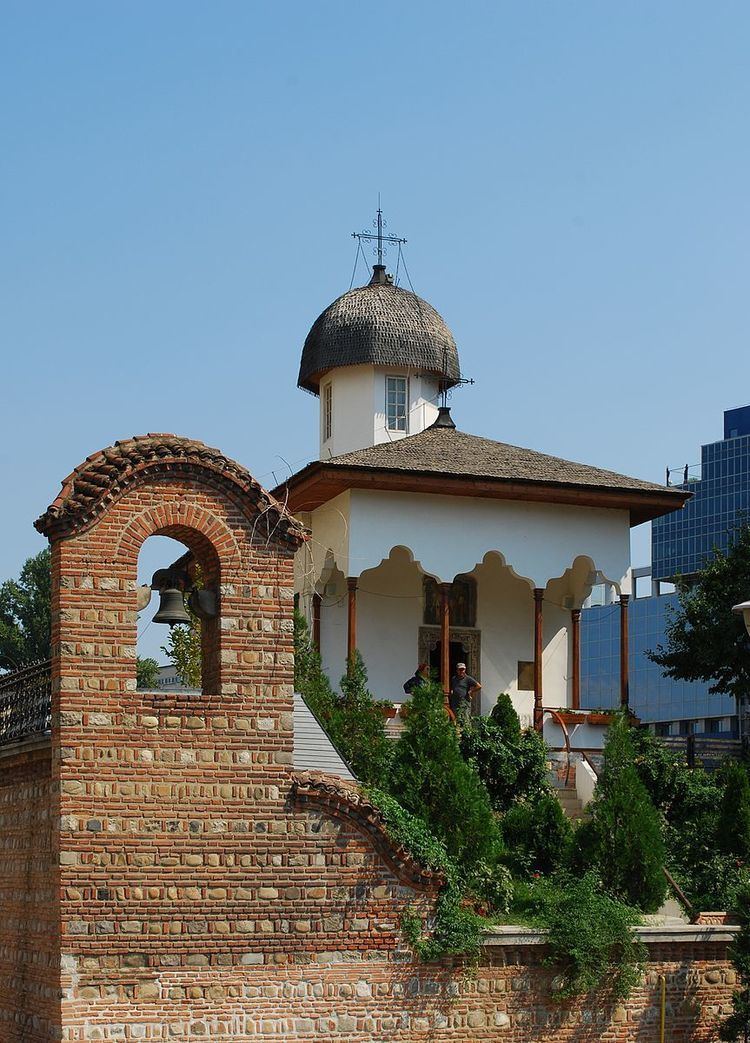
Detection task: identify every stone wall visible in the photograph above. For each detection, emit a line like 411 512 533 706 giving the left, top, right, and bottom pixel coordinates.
0 742 58 1042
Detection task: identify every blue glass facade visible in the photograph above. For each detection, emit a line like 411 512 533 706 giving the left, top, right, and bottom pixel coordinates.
581 406 748 728
652 407 750 581
581 595 735 724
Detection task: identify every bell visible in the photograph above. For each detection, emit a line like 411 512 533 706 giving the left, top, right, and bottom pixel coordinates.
152 588 191 627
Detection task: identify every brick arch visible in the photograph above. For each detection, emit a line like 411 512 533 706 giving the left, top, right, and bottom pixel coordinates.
117 506 235 697
35 433 304 550
113 502 241 576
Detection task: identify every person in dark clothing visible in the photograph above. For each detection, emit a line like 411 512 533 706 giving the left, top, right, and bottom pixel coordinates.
403 662 428 695
449 662 481 717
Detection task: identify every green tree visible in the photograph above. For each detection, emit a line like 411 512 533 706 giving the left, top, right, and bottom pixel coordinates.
717 760 750 861
0 548 51 668
629 726 728 909
336 651 394 786
136 656 161 690
459 695 547 813
648 524 750 704
576 713 667 912
160 615 202 688
502 792 573 877
293 607 338 721
389 681 503 869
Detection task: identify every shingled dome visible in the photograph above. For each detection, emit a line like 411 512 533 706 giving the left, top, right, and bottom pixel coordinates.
298 265 461 394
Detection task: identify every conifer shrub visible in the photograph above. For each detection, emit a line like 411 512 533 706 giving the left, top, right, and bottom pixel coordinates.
490 691 522 741
460 695 547 813
336 651 394 786
717 760 750 861
502 792 573 876
366 786 496 960
388 681 504 870
293 610 392 786
575 713 667 912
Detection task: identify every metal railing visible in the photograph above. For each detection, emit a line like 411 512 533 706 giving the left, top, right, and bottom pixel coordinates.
0 659 52 747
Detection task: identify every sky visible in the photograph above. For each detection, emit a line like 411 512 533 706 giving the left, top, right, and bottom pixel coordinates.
2 3 749 661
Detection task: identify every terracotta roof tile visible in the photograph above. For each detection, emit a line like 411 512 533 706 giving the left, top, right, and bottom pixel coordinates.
35 434 305 544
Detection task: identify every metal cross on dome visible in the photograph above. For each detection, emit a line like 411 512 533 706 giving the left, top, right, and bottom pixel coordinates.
352 201 406 266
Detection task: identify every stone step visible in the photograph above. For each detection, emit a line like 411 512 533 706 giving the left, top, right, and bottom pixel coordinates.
554 785 585 821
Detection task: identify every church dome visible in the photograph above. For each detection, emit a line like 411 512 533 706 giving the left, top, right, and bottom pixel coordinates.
298 265 461 394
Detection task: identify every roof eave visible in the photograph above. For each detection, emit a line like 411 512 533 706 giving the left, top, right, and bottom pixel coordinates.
272 462 690 527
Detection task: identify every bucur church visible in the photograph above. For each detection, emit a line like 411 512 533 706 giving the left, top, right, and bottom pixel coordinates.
0 234 735 1041
277 242 686 741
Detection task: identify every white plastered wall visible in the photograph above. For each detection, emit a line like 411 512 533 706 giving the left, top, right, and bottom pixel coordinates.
319 566 348 693
474 555 535 724
319 365 441 459
356 548 424 702
300 488 632 708
347 489 631 591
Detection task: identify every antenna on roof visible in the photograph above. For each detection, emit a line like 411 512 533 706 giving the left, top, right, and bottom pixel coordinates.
352 200 407 276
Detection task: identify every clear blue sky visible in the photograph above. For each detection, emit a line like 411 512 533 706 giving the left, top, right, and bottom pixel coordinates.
2 3 749 647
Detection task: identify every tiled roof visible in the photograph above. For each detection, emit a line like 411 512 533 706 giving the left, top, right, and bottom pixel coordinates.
35 434 305 544
298 271 460 394
323 422 678 495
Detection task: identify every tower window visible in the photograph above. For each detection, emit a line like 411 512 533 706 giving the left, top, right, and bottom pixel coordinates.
323 383 332 441
386 376 408 432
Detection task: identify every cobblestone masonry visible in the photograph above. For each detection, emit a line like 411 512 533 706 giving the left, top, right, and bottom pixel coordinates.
0 436 739 1040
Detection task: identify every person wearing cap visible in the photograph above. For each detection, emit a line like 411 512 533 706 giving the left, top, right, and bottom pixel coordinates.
449 662 481 719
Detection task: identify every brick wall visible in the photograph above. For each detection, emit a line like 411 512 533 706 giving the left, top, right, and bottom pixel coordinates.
0 437 735 1040
0 743 58 1042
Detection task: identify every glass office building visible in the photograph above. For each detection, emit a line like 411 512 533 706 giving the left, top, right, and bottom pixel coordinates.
581 593 735 733
652 404 750 581
581 406 749 733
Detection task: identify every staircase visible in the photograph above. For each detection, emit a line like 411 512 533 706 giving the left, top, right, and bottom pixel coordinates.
554 783 585 822
548 758 586 822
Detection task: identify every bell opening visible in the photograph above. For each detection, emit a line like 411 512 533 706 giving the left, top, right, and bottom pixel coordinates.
136 535 204 695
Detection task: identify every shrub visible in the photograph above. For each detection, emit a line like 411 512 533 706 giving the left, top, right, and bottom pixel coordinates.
388 681 504 870
629 726 732 908
576 714 667 912
293 611 392 786
502 793 573 876
367 786 489 960
460 697 548 813
336 651 394 786
518 873 645 1000
490 692 522 741
717 760 750 861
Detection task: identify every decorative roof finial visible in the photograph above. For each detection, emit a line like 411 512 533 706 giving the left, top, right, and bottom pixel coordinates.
352 197 407 282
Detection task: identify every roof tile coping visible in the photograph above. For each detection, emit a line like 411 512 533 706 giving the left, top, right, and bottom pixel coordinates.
291 770 445 892
35 433 306 546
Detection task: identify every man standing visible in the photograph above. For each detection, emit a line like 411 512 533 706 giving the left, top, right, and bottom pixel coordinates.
449 662 481 719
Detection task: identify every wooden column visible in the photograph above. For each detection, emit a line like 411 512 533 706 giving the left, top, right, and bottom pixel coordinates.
533 588 544 732
619 593 630 710
440 582 451 696
346 578 357 667
312 591 322 652
571 608 581 710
